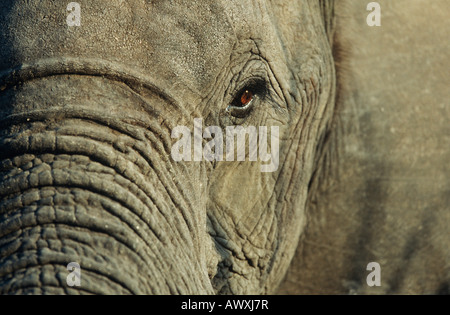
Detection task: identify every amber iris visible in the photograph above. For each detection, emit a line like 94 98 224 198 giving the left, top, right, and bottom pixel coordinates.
240 90 253 106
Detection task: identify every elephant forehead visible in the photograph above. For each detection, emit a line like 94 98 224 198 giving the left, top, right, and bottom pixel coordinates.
0 0 263 95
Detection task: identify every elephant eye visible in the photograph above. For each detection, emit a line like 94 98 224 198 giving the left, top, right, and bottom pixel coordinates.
239 90 254 107
227 79 266 118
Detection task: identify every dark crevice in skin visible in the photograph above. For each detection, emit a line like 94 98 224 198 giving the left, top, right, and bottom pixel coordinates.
207 213 234 294
208 211 269 295
307 127 332 193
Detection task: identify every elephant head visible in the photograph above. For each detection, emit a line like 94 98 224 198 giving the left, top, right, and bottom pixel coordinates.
0 0 335 294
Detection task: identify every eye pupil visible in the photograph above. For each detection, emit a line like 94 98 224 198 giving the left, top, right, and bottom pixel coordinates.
240 90 253 106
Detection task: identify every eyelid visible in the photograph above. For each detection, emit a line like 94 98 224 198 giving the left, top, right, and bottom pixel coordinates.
230 78 267 106
226 72 269 118
226 102 253 118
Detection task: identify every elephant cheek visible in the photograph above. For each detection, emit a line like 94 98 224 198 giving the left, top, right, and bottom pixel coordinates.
0 74 213 294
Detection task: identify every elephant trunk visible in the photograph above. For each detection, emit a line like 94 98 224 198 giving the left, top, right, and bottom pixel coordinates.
0 69 213 294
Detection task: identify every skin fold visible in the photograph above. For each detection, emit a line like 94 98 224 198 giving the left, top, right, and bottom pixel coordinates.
0 0 448 294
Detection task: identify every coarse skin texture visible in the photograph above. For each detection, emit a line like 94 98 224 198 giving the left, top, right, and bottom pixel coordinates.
0 0 448 295
278 0 450 294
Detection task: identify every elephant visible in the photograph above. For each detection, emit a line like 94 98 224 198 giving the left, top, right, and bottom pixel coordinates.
0 0 448 295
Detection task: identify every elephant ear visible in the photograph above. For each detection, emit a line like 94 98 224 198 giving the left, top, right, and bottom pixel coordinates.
265 0 337 152
278 0 450 294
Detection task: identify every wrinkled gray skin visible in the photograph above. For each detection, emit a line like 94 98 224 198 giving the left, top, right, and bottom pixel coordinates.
279 0 450 294
0 0 448 295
